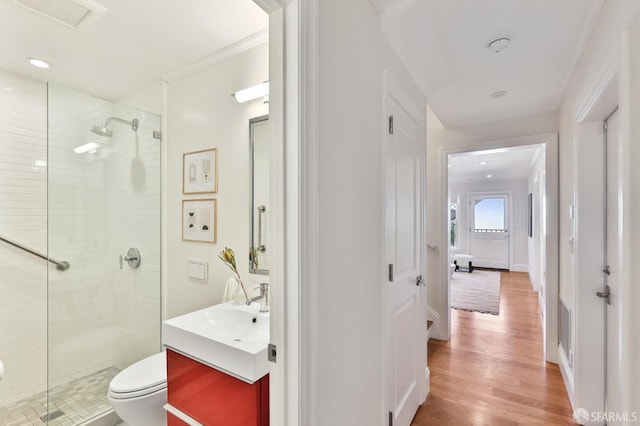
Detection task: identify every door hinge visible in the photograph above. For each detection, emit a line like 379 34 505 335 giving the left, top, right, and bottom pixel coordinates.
388 115 394 134
389 411 393 426
268 343 277 363
416 275 424 286
388 264 394 282
596 285 611 305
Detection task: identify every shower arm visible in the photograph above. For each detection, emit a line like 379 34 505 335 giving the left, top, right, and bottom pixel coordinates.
104 117 138 130
0 233 70 271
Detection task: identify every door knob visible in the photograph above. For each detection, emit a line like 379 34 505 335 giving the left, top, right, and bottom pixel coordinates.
119 247 141 269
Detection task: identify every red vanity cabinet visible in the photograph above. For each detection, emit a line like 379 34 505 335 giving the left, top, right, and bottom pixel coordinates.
166 349 269 426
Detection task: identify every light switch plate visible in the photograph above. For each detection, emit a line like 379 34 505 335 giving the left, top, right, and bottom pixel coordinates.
188 259 208 282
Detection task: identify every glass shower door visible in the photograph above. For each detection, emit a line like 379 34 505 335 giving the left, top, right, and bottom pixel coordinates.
47 84 161 424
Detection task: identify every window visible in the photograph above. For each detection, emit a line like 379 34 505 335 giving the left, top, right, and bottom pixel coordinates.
473 197 506 232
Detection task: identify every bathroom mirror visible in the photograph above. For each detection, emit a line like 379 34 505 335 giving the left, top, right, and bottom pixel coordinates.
249 115 269 275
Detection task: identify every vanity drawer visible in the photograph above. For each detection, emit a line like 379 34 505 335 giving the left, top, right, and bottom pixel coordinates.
167 349 269 426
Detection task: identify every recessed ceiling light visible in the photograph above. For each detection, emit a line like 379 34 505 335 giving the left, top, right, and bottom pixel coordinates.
479 161 488 165
487 37 511 53
448 164 452 168
490 91 508 99
27 57 52 69
486 174 493 178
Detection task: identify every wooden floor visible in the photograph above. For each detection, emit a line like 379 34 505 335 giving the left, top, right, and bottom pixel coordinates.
413 271 575 426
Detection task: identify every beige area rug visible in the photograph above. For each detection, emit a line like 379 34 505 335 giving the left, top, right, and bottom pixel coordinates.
450 270 501 315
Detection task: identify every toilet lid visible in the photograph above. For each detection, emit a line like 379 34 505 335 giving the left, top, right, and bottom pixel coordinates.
109 352 167 395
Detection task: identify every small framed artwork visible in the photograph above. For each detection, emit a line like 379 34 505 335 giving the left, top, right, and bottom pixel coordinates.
182 199 217 243
183 148 218 194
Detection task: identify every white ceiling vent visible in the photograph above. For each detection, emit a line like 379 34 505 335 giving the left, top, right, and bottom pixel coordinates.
15 0 106 32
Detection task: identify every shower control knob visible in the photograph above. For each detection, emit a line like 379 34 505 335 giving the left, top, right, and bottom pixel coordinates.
119 248 141 269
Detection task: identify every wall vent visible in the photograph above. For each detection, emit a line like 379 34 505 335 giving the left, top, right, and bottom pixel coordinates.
15 0 106 32
559 300 571 365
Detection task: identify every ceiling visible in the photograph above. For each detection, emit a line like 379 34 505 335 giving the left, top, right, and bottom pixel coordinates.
448 145 542 184
376 0 605 127
0 0 268 100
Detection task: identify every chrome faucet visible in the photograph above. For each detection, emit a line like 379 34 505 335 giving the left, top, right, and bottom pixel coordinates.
248 282 269 312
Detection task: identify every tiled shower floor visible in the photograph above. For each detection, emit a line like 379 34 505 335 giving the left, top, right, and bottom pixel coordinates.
0 367 119 425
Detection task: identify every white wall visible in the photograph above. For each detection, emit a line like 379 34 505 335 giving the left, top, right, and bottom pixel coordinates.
622 8 640 416
308 0 426 424
166 42 269 319
426 106 558 339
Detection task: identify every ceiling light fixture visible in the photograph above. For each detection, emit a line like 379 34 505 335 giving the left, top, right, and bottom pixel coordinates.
232 82 269 103
486 174 493 178
27 57 52 69
490 91 508 99
479 161 488 165
487 37 511 53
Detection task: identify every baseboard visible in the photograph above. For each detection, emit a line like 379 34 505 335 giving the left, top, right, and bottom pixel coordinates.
558 345 575 409
422 366 430 403
510 264 529 273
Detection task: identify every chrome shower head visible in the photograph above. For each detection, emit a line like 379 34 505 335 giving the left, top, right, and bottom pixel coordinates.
91 124 113 137
90 117 138 137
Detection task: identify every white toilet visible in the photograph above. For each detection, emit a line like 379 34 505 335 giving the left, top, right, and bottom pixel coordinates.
108 351 167 426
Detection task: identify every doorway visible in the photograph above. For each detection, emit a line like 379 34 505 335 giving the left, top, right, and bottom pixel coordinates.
440 133 559 363
468 192 510 269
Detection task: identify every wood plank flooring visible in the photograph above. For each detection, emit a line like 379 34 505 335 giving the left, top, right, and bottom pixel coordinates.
412 271 575 425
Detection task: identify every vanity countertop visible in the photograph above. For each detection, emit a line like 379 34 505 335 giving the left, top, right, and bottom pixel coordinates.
162 301 270 383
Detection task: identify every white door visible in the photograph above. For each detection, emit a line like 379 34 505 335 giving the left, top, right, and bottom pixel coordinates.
468 193 509 269
605 109 622 422
385 92 425 426
538 173 546 311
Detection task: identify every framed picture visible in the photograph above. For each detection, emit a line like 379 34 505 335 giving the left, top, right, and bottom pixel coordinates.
183 148 218 194
182 199 217 243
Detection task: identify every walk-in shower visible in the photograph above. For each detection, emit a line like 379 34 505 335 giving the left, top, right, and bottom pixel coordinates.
0 72 162 425
91 116 139 137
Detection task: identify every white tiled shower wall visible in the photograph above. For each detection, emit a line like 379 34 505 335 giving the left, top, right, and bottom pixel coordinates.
0 71 161 408
0 70 48 406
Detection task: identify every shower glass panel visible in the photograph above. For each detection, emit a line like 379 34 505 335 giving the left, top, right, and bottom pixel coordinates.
47 84 161 424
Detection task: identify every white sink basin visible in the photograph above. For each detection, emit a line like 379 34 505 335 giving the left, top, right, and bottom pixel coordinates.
162 302 270 383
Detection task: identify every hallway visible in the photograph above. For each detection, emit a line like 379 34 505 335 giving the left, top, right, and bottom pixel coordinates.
413 271 574 425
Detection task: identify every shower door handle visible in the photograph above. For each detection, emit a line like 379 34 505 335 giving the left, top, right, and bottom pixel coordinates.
119 248 141 269
257 205 266 252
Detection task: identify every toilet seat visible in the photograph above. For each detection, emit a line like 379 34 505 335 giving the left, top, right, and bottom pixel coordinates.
109 352 166 399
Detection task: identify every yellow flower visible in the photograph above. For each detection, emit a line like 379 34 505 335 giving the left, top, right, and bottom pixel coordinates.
219 247 237 271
